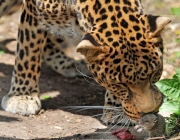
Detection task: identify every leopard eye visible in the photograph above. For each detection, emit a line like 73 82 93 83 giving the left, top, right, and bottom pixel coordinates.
145 121 150 124
154 41 162 47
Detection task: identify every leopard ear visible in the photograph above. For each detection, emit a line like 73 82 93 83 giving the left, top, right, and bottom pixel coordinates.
147 15 171 37
77 34 108 61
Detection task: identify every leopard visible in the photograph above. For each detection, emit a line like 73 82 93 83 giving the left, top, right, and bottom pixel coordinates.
0 0 171 124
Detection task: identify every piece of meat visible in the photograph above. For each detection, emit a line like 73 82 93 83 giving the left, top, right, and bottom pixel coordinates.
111 128 136 140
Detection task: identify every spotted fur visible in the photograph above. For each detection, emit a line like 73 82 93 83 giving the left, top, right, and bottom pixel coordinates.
0 0 170 122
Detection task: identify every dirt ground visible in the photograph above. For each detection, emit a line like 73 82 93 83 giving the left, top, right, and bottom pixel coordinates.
0 1 180 140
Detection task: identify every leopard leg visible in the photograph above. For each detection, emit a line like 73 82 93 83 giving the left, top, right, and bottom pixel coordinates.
1 2 47 115
43 33 90 78
101 90 136 125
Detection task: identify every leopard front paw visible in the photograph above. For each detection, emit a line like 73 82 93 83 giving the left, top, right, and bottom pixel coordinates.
1 94 41 115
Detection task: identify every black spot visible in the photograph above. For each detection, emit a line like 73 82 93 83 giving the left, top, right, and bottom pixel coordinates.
19 49 24 60
142 55 149 60
123 0 131 6
129 15 139 23
59 61 64 65
101 14 108 20
19 79 23 85
130 37 135 41
37 66 41 73
37 29 43 34
24 61 28 70
113 30 119 34
113 59 121 64
91 64 95 69
21 73 26 79
112 41 119 47
20 30 24 44
111 16 116 21
33 75 37 82
114 0 120 3
139 41 146 47
87 13 94 24
133 26 140 31
100 8 106 14
18 64 23 71
111 22 118 27
98 22 108 33
31 31 36 39
80 0 87 2
29 15 32 26
136 33 142 40
46 4 50 8
120 19 128 28
123 7 128 14
116 66 120 72
141 49 149 53
25 29 30 41
25 80 29 85
115 6 120 11
117 11 122 18
30 42 34 48
131 43 137 47
108 38 113 42
93 0 102 14
31 64 35 72
140 18 145 25
108 5 113 12
20 10 26 24
110 51 118 59
31 56 36 61
96 33 101 40
105 31 112 37
34 17 38 26
97 66 101 71
56 38 64 43
124 52 128 58
105 0 111 4
27 73 32 78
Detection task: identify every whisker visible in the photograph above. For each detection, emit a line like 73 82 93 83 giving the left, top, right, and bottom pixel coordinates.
106 113 123 123
75 67 94 79
121 118 130 130
92 112 108 117
108 114 124 126
75 67 102 86
103 117 127 134
125 119 131 130
83 76 102 86
63 106 122 111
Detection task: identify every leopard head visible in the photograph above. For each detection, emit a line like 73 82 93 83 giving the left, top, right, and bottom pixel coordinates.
77 15 170 120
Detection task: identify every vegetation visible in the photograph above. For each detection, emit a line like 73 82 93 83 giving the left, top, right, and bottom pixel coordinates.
156 70 180 137
156 65 180 137
155 7 180 137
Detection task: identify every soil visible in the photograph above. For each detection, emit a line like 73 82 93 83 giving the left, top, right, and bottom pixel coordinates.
0 1 180 140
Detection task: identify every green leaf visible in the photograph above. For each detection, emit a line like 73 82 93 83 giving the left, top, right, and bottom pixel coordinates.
175 52 180 57
42 95 51 100
170 7 180 16
156 79 180 101
176 38 180 43
160 100 180 115
0 50 4 54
